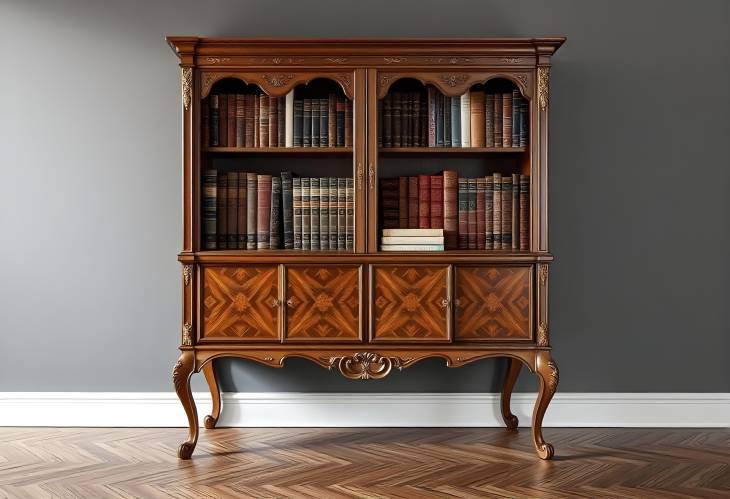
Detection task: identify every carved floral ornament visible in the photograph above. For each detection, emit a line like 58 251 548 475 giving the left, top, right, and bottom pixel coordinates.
263 73 294 87
440 73 469 87
181 67 192 111
546 360 559 394
538 66 550 111
182 265 192 286
327 353 405 380
182 323 192 346
537 322 549 347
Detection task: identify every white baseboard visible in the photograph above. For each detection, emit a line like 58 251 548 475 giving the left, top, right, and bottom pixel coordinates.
0 392 728 428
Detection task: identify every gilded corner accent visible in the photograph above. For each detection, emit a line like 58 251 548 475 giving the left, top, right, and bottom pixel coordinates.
181 67 193 111
537 66 550 111
183 265 192 286
182 322 193 346
537 322 549 347
539 264 548 286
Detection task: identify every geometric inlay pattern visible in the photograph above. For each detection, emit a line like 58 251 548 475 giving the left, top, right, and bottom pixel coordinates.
286 266 360 340
201 265 279 340
455 266 531 340
372 265 449 341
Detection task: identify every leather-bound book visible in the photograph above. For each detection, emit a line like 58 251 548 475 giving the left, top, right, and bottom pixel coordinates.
402 92 411 147
328 94 337 147
427 86 437 147
443 170 458 250
408 176 418 229
501 175 512 249
259 95 269 148
201 98 210 148
244 94 255 147
418 175 431 229
476 177 486 249
253 94 259 147
519 175 529 250
494 93 502 147
293 98 303 147
256 174 272 249
382 94 392 148
511 91 520 147
502 92 512 148
278 96 286 147
392 92 402 147
302 98 312 147
435 92 444 147
380 178 400 229
344 100 353 147
512 174 520 249
216 172 227 248
269 176 281 249
319 98 328 148
268 95 278 148
346 178 354 250
246 173 257 249
519 98 529 147
329 178 338 249
319 177 329 250
292 177 302 249
450 95 461 147
413 91 421 146
237 173 247 249
310 177 320 250
285 91 294 147
467 178 477 249
430 175 444 229
492 173 502 247
485 176 494 249
281 171 293 249
209 94 219 147
235 94 245 147
443 95 452 147
457 177 468 249
460 92 471 147
226 94 236 147
203 168 217 249
485 93 495 148
227 171 239 249
218 94 228 147
337 178 346 250
469 91 485 147
336 97 345 147
311 98 320 147
398 176 408 228
301 178 311 250
420 89 428 146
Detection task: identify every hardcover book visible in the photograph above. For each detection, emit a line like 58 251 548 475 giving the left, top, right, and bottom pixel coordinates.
244 94 255 147
227 94 236 147
337 178 346 250
457 177 468 249
476 177 486 250
392 93 401 147
408 176 418 229
383 94 392 148
218 94 228 147
203 168 217 249
512 173 520 249
519 98 529 147
494 93 503 147
470 91 485 147
311 99 320 148
502 92 512 148
227 171 239 248
344 100 353 147
427 86 437 147
237 173 247 249
450 95 460 147
418 175 431 229
310 177 320 250
485 175 494 249
336 97 345 147
269 176 281 249
492 173 502 247
217 172 227 248
281 171 294 249
442 170 458 250
293 177 302 249
319 177 329 250
511 90 520 148
293 98 303 147
435 92 444 147
246 173 257 249
346 177 354 250
519 174 529 250
209 94 219 147
277 96 286 147
319 98 328 147
328 94 337 147
253 94 259 147
259 95 269 148
501 175 512 249
430 175 444 229
329 178 338 249
398 176 408 229
460 92 471 147
301 177 311 250
467 178 477 250
285 91 294 148
485 93 495 148
256 174 272 249
303 99 312 147
235 94 245 147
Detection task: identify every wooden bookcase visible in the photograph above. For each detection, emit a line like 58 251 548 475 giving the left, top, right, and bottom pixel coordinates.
167 37 564 460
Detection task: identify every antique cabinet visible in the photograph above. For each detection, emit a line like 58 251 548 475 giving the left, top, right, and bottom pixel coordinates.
168 37 563 460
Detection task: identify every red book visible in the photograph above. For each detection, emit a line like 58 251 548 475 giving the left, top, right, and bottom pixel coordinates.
256 174 272 249
244 94 255 147
407 176 418 228
268 96 278 147
235 94 245 147
253 94 260 147
398 177 408 228
457 178 468 249
442 170 458 249
344 99 353 147
430 175 443 229
227 94 236 147
467 178 477 249
418 175 431 229
218 94 228 147
476 177 486 249
259 95 269 148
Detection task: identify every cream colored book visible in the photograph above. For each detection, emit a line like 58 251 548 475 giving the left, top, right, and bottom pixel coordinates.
381 228 444 237
381 236 444 245
380 244 444 251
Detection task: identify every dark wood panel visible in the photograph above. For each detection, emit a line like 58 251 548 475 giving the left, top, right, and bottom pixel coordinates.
455 266 531 340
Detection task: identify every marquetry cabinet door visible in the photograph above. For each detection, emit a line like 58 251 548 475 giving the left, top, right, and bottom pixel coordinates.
454 266 532 341
285 265 362 341
371 265 451 342
200 265 280 341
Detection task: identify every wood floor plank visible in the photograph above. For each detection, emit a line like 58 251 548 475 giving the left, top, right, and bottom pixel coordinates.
0 427 728 498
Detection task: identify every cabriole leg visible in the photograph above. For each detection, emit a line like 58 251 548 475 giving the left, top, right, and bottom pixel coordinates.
202 360 222 429
500 357 522 431
173 350 198 459
532 351 559 460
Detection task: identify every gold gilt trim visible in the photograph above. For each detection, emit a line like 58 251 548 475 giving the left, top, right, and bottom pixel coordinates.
327 352 403 380
182 322 193 346
537 66 550 111
539 264 548 286
182 265 192 286
263 73 294 87
440 73 468 87
181 67 193 111
356 162 364 191
537 322 549 347
546 360 559 394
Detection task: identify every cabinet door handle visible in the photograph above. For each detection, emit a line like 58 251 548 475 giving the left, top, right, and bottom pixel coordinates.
440 298 450 309
286 298 294 307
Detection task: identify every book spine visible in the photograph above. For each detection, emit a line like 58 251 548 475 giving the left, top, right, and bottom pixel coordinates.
492 173 502 247
329 178 338 249
494 93 502 148
277 96 285 147
344 100 353 147
381 236 445 245
450 95 460 147
427 86 437 147
485 176 494 249
346 178 354 250
511 91 520 148
402 92 410 147
467 178 477 249
281 171 293 249
420 89 428 146
512 173 520 250
485 93 495 148
412 91 421 146
209 95 219 147
470 91 485 147
328 94 337 147
436 92 444 147
311 98 320 147
301 178 311 250
202 98 210 148
253 94 259 147
460 92 471 147
226 94 236 147
380 244 445 251
519 175 529 250
246 173 257 249
259 95 269 148
285 91 294 147
392 92 402 147
336 97 345 147
269 176 281 249
476 177 486 250
383 94 392 148
319 98 328 148
337 178 346 250
244 94 255 147
237 173 247 249
203 168 217 249
457 178 468 249
382 228 444 237
256 174 272 249
319 177 329 250
268 95 278 147
217 172 227 248
310 177 320 250
501 175 512 249
398 176 408 229
407 176 418 229
293 98 303 147
520 98 529 147
293 177 302 249
502 92 512 148
430 175 444 229
443 94 451 147
227 171 239 248
418 175 431 229
218 94 227 147
303 99 312 147
380 178 400 229
235 94 245 147
443 170 458 250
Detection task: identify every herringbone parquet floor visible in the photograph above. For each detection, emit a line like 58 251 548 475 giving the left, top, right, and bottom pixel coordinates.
0 427 728 498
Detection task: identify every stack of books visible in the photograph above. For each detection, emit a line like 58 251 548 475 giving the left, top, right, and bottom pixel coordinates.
380 228 445 251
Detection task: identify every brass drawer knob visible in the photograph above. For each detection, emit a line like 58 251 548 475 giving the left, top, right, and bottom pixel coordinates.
286 298 294 307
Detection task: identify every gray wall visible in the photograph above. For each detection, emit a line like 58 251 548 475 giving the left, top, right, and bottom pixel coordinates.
1 0 728 393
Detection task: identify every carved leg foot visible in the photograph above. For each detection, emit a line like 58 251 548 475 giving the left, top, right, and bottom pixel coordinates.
532 351 558 460
202 361 221 429
173 350 198 459
500 357 522 431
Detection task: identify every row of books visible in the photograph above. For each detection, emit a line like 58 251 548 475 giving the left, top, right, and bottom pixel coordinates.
203 171 354 250
203 92 353 148
378 88 528 148
380 172 529 250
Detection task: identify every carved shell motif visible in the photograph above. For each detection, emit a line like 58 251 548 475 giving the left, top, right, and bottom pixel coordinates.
263 74 294 87
546 360 559 394
172 360 186 392
328 353 403 380
440 73 469 87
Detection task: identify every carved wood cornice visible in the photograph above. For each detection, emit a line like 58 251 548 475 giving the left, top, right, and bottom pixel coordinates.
376 71 531 99
263 73 294 87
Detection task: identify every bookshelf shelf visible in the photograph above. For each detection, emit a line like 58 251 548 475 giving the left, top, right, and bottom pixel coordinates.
169 36 563 461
